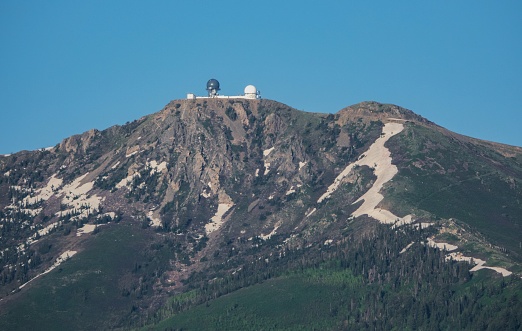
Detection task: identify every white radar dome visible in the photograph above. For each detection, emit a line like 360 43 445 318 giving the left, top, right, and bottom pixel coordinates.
244 85 259 99
244 85 257 94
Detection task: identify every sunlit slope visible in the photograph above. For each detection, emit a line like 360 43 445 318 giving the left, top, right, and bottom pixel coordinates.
384 122 522 260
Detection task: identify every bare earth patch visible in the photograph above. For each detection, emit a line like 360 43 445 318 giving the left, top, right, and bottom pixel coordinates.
446 252 512 277
205 203 234 235
76 223 105 236
318 122 412 224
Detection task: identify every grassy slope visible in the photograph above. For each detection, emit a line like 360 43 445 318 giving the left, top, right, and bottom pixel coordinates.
386 123 522 260
0 222 168 331
145 263 522 331
147 268 362 331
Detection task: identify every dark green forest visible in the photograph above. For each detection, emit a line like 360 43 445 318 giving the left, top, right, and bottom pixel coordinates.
142 222 522 330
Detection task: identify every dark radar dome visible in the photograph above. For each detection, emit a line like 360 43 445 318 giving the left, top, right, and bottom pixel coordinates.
206 79 220 91
206 79 220 89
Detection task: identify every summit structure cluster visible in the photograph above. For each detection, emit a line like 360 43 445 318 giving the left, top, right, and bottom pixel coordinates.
187 79 261 100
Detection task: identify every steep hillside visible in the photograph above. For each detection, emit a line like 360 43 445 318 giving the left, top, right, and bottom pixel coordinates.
0 99 521 329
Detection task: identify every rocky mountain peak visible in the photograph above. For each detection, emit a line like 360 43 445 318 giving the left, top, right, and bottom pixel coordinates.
1 97 521 330
337 101 432 125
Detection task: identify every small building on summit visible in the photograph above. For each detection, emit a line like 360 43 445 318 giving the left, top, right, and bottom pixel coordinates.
187 79 261 100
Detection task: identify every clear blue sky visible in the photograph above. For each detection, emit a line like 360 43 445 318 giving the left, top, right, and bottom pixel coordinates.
1 1 521 154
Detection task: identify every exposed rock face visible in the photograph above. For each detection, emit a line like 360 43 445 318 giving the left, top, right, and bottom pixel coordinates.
1 98 521 320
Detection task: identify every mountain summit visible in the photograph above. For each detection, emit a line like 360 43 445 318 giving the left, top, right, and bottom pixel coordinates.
1 98 521 329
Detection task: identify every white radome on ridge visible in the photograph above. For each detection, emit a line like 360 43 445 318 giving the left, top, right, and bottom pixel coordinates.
244 85 257 97
244 85 256 93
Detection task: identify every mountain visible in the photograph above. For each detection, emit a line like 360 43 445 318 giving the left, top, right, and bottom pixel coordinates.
0 98 521 330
